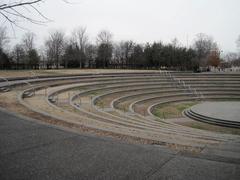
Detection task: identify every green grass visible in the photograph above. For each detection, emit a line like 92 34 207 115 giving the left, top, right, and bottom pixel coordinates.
88 91 100 96
175 102 198 112
95 99 107 108
187 123 206 130
153 101 198 119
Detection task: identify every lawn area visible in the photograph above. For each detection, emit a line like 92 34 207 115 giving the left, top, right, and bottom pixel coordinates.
153 101 198 119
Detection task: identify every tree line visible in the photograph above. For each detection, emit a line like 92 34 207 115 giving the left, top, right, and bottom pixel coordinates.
0 26 239 71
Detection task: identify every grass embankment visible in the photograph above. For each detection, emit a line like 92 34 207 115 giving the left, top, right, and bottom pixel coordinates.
153 101 198 119
153 101 240 135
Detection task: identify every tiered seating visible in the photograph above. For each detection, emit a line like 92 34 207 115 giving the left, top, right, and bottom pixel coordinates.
2 71 240 151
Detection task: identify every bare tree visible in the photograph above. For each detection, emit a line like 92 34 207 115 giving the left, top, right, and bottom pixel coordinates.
72 27 88 52
45 30 65 69
207 44 221 67
224 52 240 67
11 44 26 68
236 35 240 51
224 52 238 62
171 38 181 48
121 40 134 65
72 27 89 68
193 33 216 67
112 42 124 66
22 32 35 52
85 44 97 68
96 30 113 68
20 32 40 68
113 41 135 67
0 26 9 50
96 30 113 45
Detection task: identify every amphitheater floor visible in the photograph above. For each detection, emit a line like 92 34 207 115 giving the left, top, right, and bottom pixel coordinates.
191 101 240 122
0 108 239 180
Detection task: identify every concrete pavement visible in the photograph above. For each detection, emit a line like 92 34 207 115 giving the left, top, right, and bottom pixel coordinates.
0 109 239 180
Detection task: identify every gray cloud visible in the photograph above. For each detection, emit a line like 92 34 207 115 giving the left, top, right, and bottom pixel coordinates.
3 0 240 53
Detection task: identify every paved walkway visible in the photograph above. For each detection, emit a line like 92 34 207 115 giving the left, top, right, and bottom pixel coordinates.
0 109 239 180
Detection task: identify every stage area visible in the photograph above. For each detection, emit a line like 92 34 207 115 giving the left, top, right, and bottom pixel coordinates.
188 101 240 128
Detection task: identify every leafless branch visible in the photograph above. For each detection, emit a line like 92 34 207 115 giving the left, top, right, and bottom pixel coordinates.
0 0 74 29
0 1 43 11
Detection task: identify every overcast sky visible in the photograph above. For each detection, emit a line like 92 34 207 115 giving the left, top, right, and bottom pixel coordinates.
4 0 240 53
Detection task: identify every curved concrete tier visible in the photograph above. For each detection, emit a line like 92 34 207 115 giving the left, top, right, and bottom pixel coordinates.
184 101 240 128
1 71 240 150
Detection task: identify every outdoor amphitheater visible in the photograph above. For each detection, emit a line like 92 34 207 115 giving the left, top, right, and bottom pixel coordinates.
1 70 240 152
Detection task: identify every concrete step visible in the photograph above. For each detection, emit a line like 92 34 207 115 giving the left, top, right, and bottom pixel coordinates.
23 91 34 98
184 109 240 128
0 87 10 92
